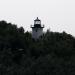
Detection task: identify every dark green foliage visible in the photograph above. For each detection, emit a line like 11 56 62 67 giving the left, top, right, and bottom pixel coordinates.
0 20 75 75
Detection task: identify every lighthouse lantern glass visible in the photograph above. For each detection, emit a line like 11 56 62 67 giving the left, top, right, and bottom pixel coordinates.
34 21 41 25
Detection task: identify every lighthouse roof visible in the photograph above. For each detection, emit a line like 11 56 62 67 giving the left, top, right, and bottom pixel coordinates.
34 17 40 21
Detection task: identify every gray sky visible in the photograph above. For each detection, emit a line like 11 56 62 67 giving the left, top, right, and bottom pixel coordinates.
0 0 75 36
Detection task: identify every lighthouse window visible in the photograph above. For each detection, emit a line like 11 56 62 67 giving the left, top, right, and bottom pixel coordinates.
35 21 41 24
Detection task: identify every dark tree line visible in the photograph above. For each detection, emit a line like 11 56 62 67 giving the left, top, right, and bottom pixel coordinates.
0 20 75 75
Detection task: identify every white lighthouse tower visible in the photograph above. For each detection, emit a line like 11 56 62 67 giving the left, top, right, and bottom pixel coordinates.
31 17 44 39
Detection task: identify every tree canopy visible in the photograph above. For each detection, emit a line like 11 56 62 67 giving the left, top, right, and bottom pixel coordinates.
0 20 75 75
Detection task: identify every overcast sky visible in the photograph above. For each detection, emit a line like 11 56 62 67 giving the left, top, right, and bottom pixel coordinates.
0 0 75 36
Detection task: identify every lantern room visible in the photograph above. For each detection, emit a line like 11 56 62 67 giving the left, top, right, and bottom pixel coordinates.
34 17 41 25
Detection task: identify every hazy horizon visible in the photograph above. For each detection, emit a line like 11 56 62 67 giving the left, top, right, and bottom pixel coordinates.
0 0 75 36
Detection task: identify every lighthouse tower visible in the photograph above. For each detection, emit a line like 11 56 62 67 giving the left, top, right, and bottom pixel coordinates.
31 17 44 39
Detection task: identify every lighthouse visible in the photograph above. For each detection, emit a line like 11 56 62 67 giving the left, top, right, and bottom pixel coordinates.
31 17 44 39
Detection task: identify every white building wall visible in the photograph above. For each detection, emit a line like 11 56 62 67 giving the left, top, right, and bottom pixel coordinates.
32 28 43 39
